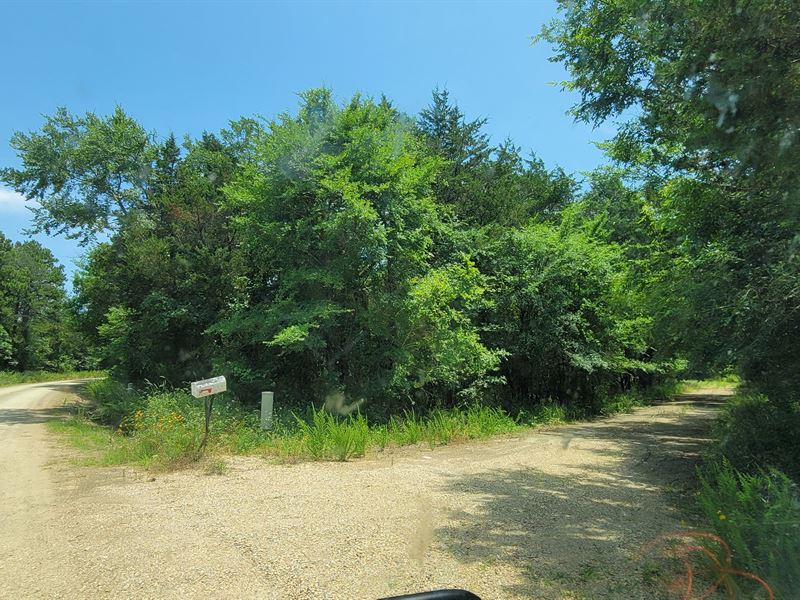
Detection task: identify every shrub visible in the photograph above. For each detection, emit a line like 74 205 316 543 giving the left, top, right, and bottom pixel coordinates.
84 379 143 428
712 393 800 480
122 389 205 467
697 462 800 598
62 378 663 470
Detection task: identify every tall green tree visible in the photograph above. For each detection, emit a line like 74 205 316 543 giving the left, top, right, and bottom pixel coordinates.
215 90 501 407
4 90 670 414
1 107 155 243
417 89 576 227
541 0 800 399
73 129 249 383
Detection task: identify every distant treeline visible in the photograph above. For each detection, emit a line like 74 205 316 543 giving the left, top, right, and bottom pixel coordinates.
0 233 91 372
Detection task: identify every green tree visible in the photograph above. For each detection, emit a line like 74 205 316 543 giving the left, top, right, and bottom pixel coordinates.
215 90 500 408
73 130 248 383
417 89 576 227
475 222 654 407
0 233 74 370
1 107 156 243
541 0 800 399
416 88 492 223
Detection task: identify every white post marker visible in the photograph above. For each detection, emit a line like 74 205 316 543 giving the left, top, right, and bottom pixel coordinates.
191 375 227 398
261 391 274 430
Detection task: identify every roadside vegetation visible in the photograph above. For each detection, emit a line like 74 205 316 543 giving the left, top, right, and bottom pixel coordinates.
692 389 800 598
0 370 105 387
49 378 678 469
541 2 800 596
0 234 97 376
676 375 740 395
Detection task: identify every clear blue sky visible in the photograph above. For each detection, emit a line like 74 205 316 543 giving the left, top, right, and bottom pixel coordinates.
0 0 610 288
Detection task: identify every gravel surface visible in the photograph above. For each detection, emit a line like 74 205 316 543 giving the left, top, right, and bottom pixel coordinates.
0 381 728 599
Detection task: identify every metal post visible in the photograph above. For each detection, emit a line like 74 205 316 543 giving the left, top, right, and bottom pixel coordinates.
199 396 213 451
261 391 274 430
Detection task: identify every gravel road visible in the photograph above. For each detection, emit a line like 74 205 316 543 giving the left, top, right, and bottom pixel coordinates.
0 381 727 599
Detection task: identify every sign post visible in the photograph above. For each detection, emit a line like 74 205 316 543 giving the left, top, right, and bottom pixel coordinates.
190 376 227 451
261 391 274 430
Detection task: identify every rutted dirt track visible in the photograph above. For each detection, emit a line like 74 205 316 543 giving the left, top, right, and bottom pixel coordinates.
0 381 728 599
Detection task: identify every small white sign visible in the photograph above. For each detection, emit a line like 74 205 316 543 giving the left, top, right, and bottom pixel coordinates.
191 375 227 398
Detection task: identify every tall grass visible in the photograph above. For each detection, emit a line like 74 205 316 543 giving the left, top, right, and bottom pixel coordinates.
692 388 800 598
0 370 105 387
678 374 740 394
386 405 521 448
84 379 142 427
292 408 370 460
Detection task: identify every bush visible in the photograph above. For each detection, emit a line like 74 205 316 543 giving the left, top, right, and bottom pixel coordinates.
74 381 254 468
697 462 800 598
598 380 680 417
126 389 206 465
84 379 142 428
712 393 800 480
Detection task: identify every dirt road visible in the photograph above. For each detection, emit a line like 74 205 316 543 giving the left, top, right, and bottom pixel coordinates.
0 381 727 599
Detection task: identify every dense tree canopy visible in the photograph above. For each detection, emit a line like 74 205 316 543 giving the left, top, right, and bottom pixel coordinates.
3 4 794 415
2 10 796 594
213 91 502 407
1 107 155 243
541 0 800 401
2 88 666 412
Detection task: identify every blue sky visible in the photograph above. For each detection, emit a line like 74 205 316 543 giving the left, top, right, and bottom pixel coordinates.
0 0 611 287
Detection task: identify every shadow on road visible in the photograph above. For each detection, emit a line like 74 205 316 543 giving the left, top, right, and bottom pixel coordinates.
435 395 727 599
0 380 89 425
0 406 67 425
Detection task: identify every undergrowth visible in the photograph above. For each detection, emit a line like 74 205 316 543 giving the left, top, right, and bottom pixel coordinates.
692 388 800 599
696 462 800 598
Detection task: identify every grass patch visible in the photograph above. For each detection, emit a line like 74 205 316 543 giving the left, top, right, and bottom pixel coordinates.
597 380 682 417
689 386 800 598
0 370 106 387
677 375 739 394
48 410 114 455
50 389 523 468
710 392 800 480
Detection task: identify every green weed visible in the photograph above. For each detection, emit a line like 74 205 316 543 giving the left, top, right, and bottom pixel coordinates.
696 462 800 598
203 457 228 475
